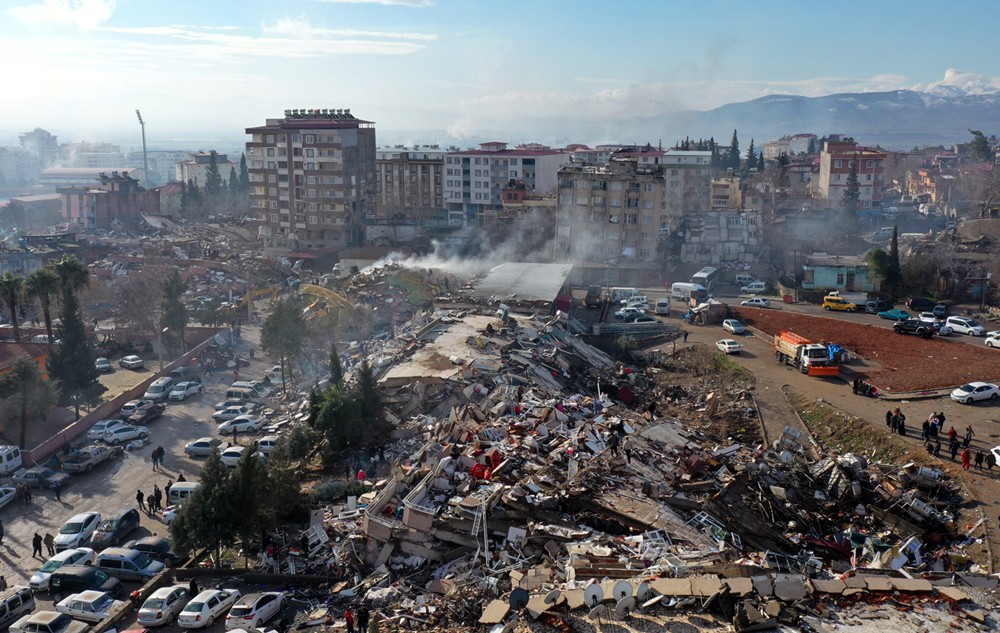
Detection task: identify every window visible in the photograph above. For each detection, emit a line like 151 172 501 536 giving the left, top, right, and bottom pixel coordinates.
610 181 624 190
836 271 845 285
308 215 318 224
834 160 842 168
866 160 874 168
593 196 605 206
611 198 622 207
266 148 275 157
269 213 278 223
639 249 651 259
305 134 315 144
559 194 573 205
643 183 655 192
625 214 637 224
575 196 589 205
305 149 315 158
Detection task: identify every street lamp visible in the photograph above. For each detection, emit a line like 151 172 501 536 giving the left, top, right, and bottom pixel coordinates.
157 326 169 372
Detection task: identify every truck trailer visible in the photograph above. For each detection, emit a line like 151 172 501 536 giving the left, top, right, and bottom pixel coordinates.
773 330 840 376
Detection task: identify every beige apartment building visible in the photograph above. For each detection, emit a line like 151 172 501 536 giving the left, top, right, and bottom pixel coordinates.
374 147 445 224
663 150 712 230
246 108 376 255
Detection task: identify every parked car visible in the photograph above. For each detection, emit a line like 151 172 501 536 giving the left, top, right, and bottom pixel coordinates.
101 424 148 446
632 315 658 323
865 299 893 314
94 548 166 582
892 319 935 338
932 303 949 319
722 319 747 335
30 548 97 591
212 406 253 422
13 466 69 490
219 446 249 468
138 585 190 627
61 445 115 474
218 416 263 436
906 297 936 312
119 400 155 419
740 297 770 308
54 512 102 552
214 398 254 411
946 316 986 336
56 590 126 624
9 611 88 633
90 509 141 549
119 355 144 370
822 296 856 312
88 419 126 442
184 437 228 458
950 382 1000 404
917 313 952 335
613 306 646 320
986 331 1000 348
224 592 285 631
264 365 283 382
94 358 113 374
254 436 280 456
715 339 741 354
178 589 241 629
168 382 202 402
877 309 911 321
127 404 165 426
0 486 16 511
124 536 182 566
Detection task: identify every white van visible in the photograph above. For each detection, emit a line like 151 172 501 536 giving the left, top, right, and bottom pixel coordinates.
609 287 640 303
0 445 23 475
670 282 708 301
168 482 201 507
143 377 175 403
740 281 767 294
735 274 756 286
654 298 671 315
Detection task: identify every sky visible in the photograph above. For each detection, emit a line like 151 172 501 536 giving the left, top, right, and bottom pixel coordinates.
2 0 1000 150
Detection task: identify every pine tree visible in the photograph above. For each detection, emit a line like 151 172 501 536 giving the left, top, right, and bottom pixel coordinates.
745 139 755 171
756 152 765 172
170 449 234 566
239 153 250 192
205 151 223 198
228 167 240 196
329 341 343 386
161 269 188 353
807 137 816 155
844 156 861 211
886 226 902 293
969 129 992 162
728 130 740 171
47 285 104 418
261 298 307 388
179 181 189 216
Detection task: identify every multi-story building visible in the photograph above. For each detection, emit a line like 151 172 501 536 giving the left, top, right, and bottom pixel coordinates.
0 147 41 188
58 171 159 229
816 141 886 209
174 152 237 188
662 150 712 230
128 150 191 187
246 108 376 255
374 146 445 224
710 176 742 210
443 142 568 226
763 133 817 160
18 128 59 168
553 158 665 264
679 210 762 264
61 142 126 168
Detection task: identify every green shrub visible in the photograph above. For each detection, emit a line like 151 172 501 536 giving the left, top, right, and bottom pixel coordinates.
312 479 367 503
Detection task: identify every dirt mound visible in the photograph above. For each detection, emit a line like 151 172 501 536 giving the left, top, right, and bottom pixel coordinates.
733 307 1000 391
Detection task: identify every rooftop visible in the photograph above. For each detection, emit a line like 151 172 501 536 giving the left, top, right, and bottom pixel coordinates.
470 262 572 302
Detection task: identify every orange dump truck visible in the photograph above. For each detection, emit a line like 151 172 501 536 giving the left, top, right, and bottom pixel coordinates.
773 330 840 376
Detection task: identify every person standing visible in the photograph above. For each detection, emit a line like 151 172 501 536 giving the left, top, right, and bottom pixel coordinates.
963 426 975 448
607 431 620 457
152 449 159 470
32 533 43 558
975 450 985 471
622 434 634 464
961 447 972 471
189 578 199 597
145 490 154 516
344 609 355 633
987 451 996 471
136 490 145 512
53 480 62 502
885 410 893 427
43 533 55 556
947 426 958 442
356 606 370 633
0 519 4 546
683 330 689 343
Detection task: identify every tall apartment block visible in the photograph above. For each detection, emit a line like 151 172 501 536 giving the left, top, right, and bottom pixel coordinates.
816 140 886 209
443 142 568 226
246 108 375 254
662 150 712 231
374 147 445 224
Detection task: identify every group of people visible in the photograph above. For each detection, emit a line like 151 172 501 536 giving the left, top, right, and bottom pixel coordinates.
137 484 164 516
920 411 950 441
341 605 370 633
852 378 879 397
916 416 996 471
12 483 33 503
885 408 908 435
31 532 55 558
151 446 167 470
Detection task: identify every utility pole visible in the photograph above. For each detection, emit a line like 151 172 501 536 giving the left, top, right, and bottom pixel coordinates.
135 110 148 185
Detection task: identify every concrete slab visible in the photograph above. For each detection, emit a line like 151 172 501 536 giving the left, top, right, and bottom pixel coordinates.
650 578 693 596
479 599 509 624
723 577 754 596
809 579 846 595
690 575 724 596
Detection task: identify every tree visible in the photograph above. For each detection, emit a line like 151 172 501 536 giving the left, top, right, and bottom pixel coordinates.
228 447 273 552
47 284 104 418
355 360 392 446
756 152 765 172
261 298 307 389
239 153 250 192
194 299 225 327
745 139 755 173
329 341 343 386
160 270 188 353
26 268 59 343
205 150 223 200
179 181 190 216
843 156 861 211
728 129 741 171
0 273 24 342
0 358 58 448
886 227 902 294
311 384 361 451
170 449 234 566
52 255 89 298
227 167 240 197
807 137 816 155
866 248 891 291
969 129 993 162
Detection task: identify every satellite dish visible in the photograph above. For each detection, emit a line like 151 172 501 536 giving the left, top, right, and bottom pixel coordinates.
615 596 636 618
636 581 650 602
509 588 529 611
613 580 634 600
642 593 664 609
588 605 611 620
584 584 605 607
544 590 562 605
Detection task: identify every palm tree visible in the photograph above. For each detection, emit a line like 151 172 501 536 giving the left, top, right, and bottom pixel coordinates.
52 255 90 298
26 268 59 343
0 272 24 342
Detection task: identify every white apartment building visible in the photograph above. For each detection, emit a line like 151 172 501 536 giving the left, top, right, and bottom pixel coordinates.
128 150 191 187
175 152 238 188
443 142 569 226
763 134 817 160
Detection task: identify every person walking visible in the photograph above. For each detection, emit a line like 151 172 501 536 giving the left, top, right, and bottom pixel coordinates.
987 452 996 472
622 434 634 464
683 330 689 343
934 439 942 457
53 480 62 502
0 519 4 546
885 410 893 427
154 485 163 512
43 533 55 556
607 431 620 457
963 426 975 448
344 608 355 633
947 426 958 442
975 450 985 471
961 447 972 471
189 578 199 597
950 438 960 461
136 490 145 512
32 533 43 558
921 420 930 441
164 480 173 501
155 447 165 468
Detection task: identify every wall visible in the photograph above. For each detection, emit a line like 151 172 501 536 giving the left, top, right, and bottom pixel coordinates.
24 330 224 465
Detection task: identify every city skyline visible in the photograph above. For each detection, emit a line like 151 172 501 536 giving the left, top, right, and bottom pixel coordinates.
2 0 1000 148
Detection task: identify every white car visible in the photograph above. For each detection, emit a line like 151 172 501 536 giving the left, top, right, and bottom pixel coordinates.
0 486 16 512
138 585 191 627
722 319 747 335
950 382 1000 404
614 306 646 320
119 355 145 370
178 589 242 629
740 297 770 308
102 424 148 445
10 612 87 633
917 313 952 335
264 365 283 382
119 399 155 418
255 436 280 456
219 446 248 468
87 419 126 442
218 415 263 436
212 406 253 422
169 381 202 402
57 590 126 623
161 505 179 525
30 548 97 591
54 512 102 551
715 339 741 354
225 592 285 630
946 316 985 336
985 331 1000 348
185 437 229 458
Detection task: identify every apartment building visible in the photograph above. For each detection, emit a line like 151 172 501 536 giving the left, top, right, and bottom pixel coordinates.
128 150 190 186
679 210 762 264
662 150 712 230
374 147 445 224
553 158 665 263
710 176 742 210
816 141 886 209
58 171 159 229
443 142 568 226
245 108 376 255
175 152 237 188
763 133 817 160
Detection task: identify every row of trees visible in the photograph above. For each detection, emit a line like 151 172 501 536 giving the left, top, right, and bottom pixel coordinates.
180 151 251 218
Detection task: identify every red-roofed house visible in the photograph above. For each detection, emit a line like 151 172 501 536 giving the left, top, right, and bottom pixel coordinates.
0 342 50 379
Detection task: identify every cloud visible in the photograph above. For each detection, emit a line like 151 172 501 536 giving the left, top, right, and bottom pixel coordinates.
7 0 114 28
306 0 433 6
912 68 1000 95
262 17 437 41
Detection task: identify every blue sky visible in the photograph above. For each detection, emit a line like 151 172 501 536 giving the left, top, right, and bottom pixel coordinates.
1 0 999 147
